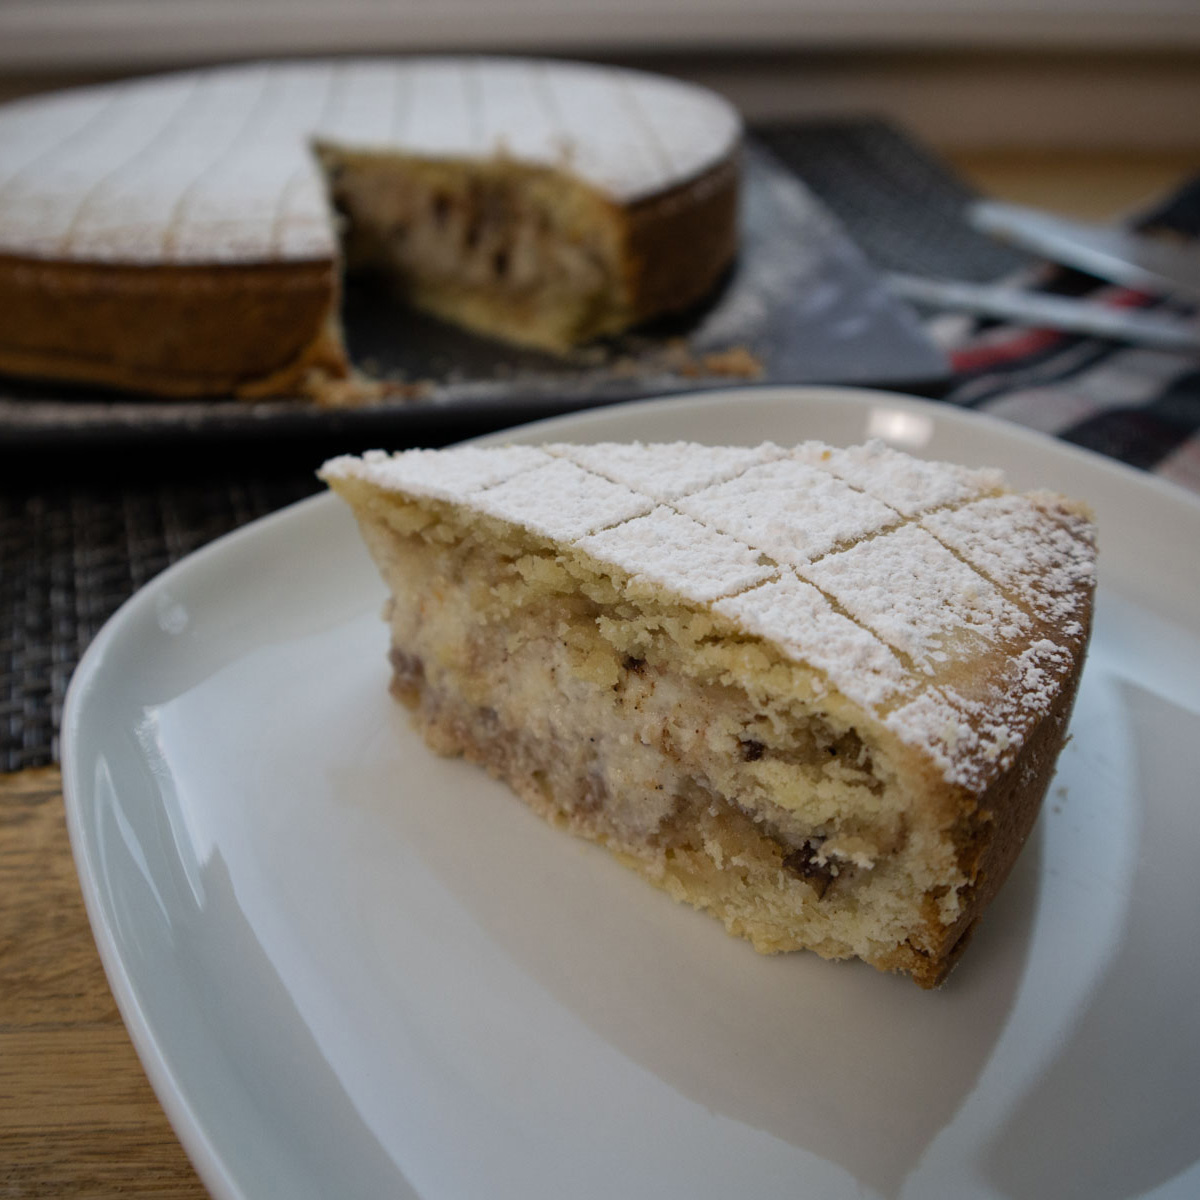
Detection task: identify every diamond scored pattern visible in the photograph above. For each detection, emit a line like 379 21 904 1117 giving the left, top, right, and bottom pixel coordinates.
0 58 740 265
675 456 901 567
321 439 1090 787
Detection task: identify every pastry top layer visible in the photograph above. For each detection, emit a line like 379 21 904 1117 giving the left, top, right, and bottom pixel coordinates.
321 439 1096 791
0 57 741 266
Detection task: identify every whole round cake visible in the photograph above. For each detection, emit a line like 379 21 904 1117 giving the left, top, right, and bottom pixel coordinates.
0 58 742 398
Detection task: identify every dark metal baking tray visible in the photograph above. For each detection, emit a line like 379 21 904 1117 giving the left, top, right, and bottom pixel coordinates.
0 142 948 451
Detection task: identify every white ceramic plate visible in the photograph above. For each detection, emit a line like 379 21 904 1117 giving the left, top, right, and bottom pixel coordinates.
63 387 1200 1200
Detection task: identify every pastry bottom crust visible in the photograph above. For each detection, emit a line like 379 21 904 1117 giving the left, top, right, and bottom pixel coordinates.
400 663 1072 987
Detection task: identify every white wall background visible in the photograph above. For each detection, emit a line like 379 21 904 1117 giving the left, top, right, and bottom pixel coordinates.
1 0 1198 69
1 1 1197 151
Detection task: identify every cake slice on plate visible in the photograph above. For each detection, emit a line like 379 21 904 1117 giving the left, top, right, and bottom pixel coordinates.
320 439 1095 987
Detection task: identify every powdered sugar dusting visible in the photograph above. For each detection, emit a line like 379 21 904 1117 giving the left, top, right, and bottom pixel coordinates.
320 444 550 501
325 438 1095 789
474 457 653 540
921 493 1096 625
715 573 909 711
0 57 740 264
796 439 1005 517
674 457 900 566
887 637 1077 787
885 690 983 787
799 524 1032 672
1007 639 1075 711
579 507 776 603
548 441 782 502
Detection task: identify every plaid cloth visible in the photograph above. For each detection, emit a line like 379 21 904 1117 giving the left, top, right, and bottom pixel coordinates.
927 178 1200 494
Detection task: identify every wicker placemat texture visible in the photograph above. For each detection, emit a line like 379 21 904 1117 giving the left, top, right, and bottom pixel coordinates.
2 475 320 770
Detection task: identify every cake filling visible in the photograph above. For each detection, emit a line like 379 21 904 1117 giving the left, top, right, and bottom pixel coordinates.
319 150 631 352
360 501 963 969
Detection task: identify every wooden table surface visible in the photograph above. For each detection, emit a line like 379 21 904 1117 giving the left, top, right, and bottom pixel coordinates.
0 767 207 1198
2 149 1196 1198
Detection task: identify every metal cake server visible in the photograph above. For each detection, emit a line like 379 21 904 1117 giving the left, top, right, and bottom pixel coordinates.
968 200 1200 303
885 198 1200 352
886 272 1200 354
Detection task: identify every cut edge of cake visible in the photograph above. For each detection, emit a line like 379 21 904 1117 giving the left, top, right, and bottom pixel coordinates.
318 146 739 357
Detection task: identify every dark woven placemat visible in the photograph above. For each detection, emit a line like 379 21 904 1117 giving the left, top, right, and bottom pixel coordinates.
2 471 322 770
0 117 1008 771
754 118 1028 281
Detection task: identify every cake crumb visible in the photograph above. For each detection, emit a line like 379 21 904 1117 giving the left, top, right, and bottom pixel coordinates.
686 345 764 380
305 372 432 409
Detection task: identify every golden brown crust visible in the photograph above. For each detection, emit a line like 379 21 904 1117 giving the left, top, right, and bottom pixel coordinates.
0 147 737 398
901 604 1091 988
620 151 740 324
0 254 347 398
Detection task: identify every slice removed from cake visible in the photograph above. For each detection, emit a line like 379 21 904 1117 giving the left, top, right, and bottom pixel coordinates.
318 146 738 356
320 439 1096 987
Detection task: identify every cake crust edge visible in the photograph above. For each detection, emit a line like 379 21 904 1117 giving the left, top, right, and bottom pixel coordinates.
0 254 347 398
0 147 738 397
